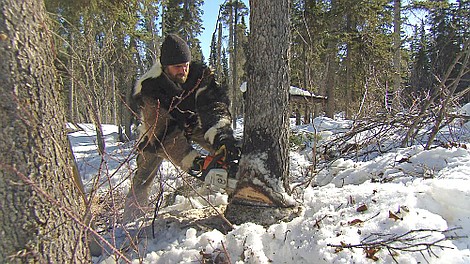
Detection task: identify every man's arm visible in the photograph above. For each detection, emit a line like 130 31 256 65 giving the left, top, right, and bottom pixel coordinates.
191 68 240 160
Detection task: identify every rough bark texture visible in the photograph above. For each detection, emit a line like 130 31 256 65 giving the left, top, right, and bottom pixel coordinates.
226 0 297 225
0 0 90 262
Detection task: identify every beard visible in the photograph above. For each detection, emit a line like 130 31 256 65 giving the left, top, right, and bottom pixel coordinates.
175 73 188 84
169 72 188 84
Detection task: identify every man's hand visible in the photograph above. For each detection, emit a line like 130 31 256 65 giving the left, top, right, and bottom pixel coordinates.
184 112 199 138
216 140 241 163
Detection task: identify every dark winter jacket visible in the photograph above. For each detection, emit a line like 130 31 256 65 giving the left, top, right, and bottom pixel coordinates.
133 61 236 150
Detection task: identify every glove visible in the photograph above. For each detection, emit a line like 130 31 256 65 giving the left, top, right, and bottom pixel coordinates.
216 140 241 163
184 112 200 138
190 156 205 172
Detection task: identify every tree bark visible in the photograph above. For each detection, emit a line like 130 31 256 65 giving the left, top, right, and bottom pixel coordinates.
324 0 338 118
0 0 90 262
392 0 402 111
217 22 223 78
225 0 299 226
232 0 239 129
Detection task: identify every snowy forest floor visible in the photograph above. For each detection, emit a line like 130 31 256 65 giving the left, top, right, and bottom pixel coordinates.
70 105 470 264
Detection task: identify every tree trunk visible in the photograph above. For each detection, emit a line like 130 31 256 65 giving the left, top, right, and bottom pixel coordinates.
225 0 299 226
0 0 90 262
325 0 338 118
303 42 313 121
345 12 353 119
325 48 337 118
392 0 401 111
232 0 239 129
228 1 235 125
112 70 117 125
145 2 159 61
69 41 76 123
217 22 223 79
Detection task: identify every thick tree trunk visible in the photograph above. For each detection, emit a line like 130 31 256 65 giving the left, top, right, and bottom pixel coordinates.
225 0 299 226
0 0 90 262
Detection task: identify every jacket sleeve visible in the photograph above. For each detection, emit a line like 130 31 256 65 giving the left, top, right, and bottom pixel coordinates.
195 75 237 149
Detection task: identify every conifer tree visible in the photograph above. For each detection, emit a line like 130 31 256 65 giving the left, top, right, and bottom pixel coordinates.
162 0 205 61
428 1 468 98
409 22 433 97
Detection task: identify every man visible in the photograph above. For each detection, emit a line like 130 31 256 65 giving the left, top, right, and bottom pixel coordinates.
123 34 239 222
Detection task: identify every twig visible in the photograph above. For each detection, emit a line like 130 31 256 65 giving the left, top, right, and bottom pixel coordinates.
221 241 233 264
328 227 466 263
314 215 329 229
3 164 132 263
151 180 165 239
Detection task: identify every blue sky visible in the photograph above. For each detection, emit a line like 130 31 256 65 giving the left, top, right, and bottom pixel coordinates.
200 0 248 60
198 0 443 61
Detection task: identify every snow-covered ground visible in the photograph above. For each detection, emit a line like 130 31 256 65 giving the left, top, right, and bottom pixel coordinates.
70 105 470 264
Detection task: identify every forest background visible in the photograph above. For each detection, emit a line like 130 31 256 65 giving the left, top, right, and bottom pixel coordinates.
45 0 469 149
1 0 469 262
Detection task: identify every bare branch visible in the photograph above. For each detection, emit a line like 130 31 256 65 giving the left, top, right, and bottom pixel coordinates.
328 227 466 262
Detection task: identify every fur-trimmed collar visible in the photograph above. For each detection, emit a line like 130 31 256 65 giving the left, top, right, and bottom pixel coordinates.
133 61 214 97
133 61 163 97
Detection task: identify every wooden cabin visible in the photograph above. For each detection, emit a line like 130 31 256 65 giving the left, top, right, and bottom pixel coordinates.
240 83 327 125
289 86 327 125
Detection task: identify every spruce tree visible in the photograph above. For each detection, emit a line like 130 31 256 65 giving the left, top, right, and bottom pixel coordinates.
162 0 204 62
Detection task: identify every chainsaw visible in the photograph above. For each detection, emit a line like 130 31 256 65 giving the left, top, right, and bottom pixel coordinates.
194 153 238 192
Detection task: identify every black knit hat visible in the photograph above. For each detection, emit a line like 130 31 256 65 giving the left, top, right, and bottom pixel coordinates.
160 34 191 66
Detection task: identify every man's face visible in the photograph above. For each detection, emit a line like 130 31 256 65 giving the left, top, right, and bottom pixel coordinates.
165 62 190 84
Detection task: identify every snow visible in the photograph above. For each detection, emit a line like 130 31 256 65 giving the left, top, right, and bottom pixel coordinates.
70 104 470 264
289 85 316 97
239 81 323 98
